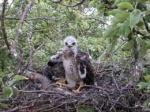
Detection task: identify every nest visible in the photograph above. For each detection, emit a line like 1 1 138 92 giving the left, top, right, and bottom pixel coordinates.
1 64 149 112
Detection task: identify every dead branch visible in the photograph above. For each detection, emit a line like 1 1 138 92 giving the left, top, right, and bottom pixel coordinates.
19 89 73 95
24 70 50 90
1 63 148 112
6 107 18 112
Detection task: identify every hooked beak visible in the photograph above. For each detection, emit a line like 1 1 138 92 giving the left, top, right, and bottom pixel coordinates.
67 43 72 48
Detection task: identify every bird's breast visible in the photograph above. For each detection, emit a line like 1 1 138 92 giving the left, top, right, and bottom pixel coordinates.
62 56 80 81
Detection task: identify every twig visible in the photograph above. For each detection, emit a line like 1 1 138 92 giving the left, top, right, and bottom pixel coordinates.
5 0 13 16
1 0 10 50
109 95 125 111
27 25 33 70
132 38 142 83
14 1 34 43
85 17 108 25
48 100 77 111
81 85 109 92
33 40 48 53
6 17 58 21
6 107 18 112
19 89 73 96
95 49 107 75
7 105 34 112
78 28 89 54
100 41 126 74
111 67 121 93
133 29 150 39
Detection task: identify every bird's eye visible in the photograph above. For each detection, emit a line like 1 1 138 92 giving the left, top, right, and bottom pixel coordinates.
65 42 68 45
72 42 75 45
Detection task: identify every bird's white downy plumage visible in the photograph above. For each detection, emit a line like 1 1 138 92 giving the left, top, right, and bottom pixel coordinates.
63 36 78 56
62 36 83 89
50 50 63 63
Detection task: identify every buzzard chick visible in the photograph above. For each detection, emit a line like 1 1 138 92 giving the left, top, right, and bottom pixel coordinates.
48 36 95 93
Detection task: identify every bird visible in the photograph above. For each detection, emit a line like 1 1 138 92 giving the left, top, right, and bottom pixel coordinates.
48 36 95 93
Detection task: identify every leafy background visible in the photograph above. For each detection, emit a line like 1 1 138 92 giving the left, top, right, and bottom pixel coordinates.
1 0 150 111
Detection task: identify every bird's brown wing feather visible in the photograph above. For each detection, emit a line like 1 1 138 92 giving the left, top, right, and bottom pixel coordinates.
76 51 95 85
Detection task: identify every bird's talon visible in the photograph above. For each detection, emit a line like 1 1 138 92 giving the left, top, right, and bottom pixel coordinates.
56 82 66 87
72 86 82 93
72 89 81 93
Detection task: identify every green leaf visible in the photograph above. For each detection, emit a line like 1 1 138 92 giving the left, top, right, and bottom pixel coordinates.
146 4 150 12
137 3 146 10
3 86 13 98
137 38 149 56
136 21 144 27
143 99 150 109
89 0 96 7
113 11 129 25
76 106 97 112
0 78 3 85
137 82 149 89
129 9 144 29
124 27 131 37
118 19 131 37
139 46 148 57
0 103 6 109
8 75 28 86
110 36 118 50
145 14 150 23
108 9 120 16
144 75 150 82
12 87 19 98
12 75 28 82
122 39 134 50
117 2 133 10
103 27 118 38
137 0 144 3
113 0 122 6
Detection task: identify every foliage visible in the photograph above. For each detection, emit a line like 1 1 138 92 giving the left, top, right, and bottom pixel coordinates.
0 74 27 109
1 0 150 111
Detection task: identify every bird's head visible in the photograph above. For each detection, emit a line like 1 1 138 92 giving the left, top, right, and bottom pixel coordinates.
63 36 78 54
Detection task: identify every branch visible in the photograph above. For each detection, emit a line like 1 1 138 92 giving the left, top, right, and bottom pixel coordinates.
85 17 108 25
34 40 48 53
14 1 33 43
143 17 150 34
58 0 85 7
27 27 33 70
5 0 14 16
10 0 34 66
132 39 142 84
134 30 150 40
1 0 10 50
24 70 50 90
6 17 58 21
